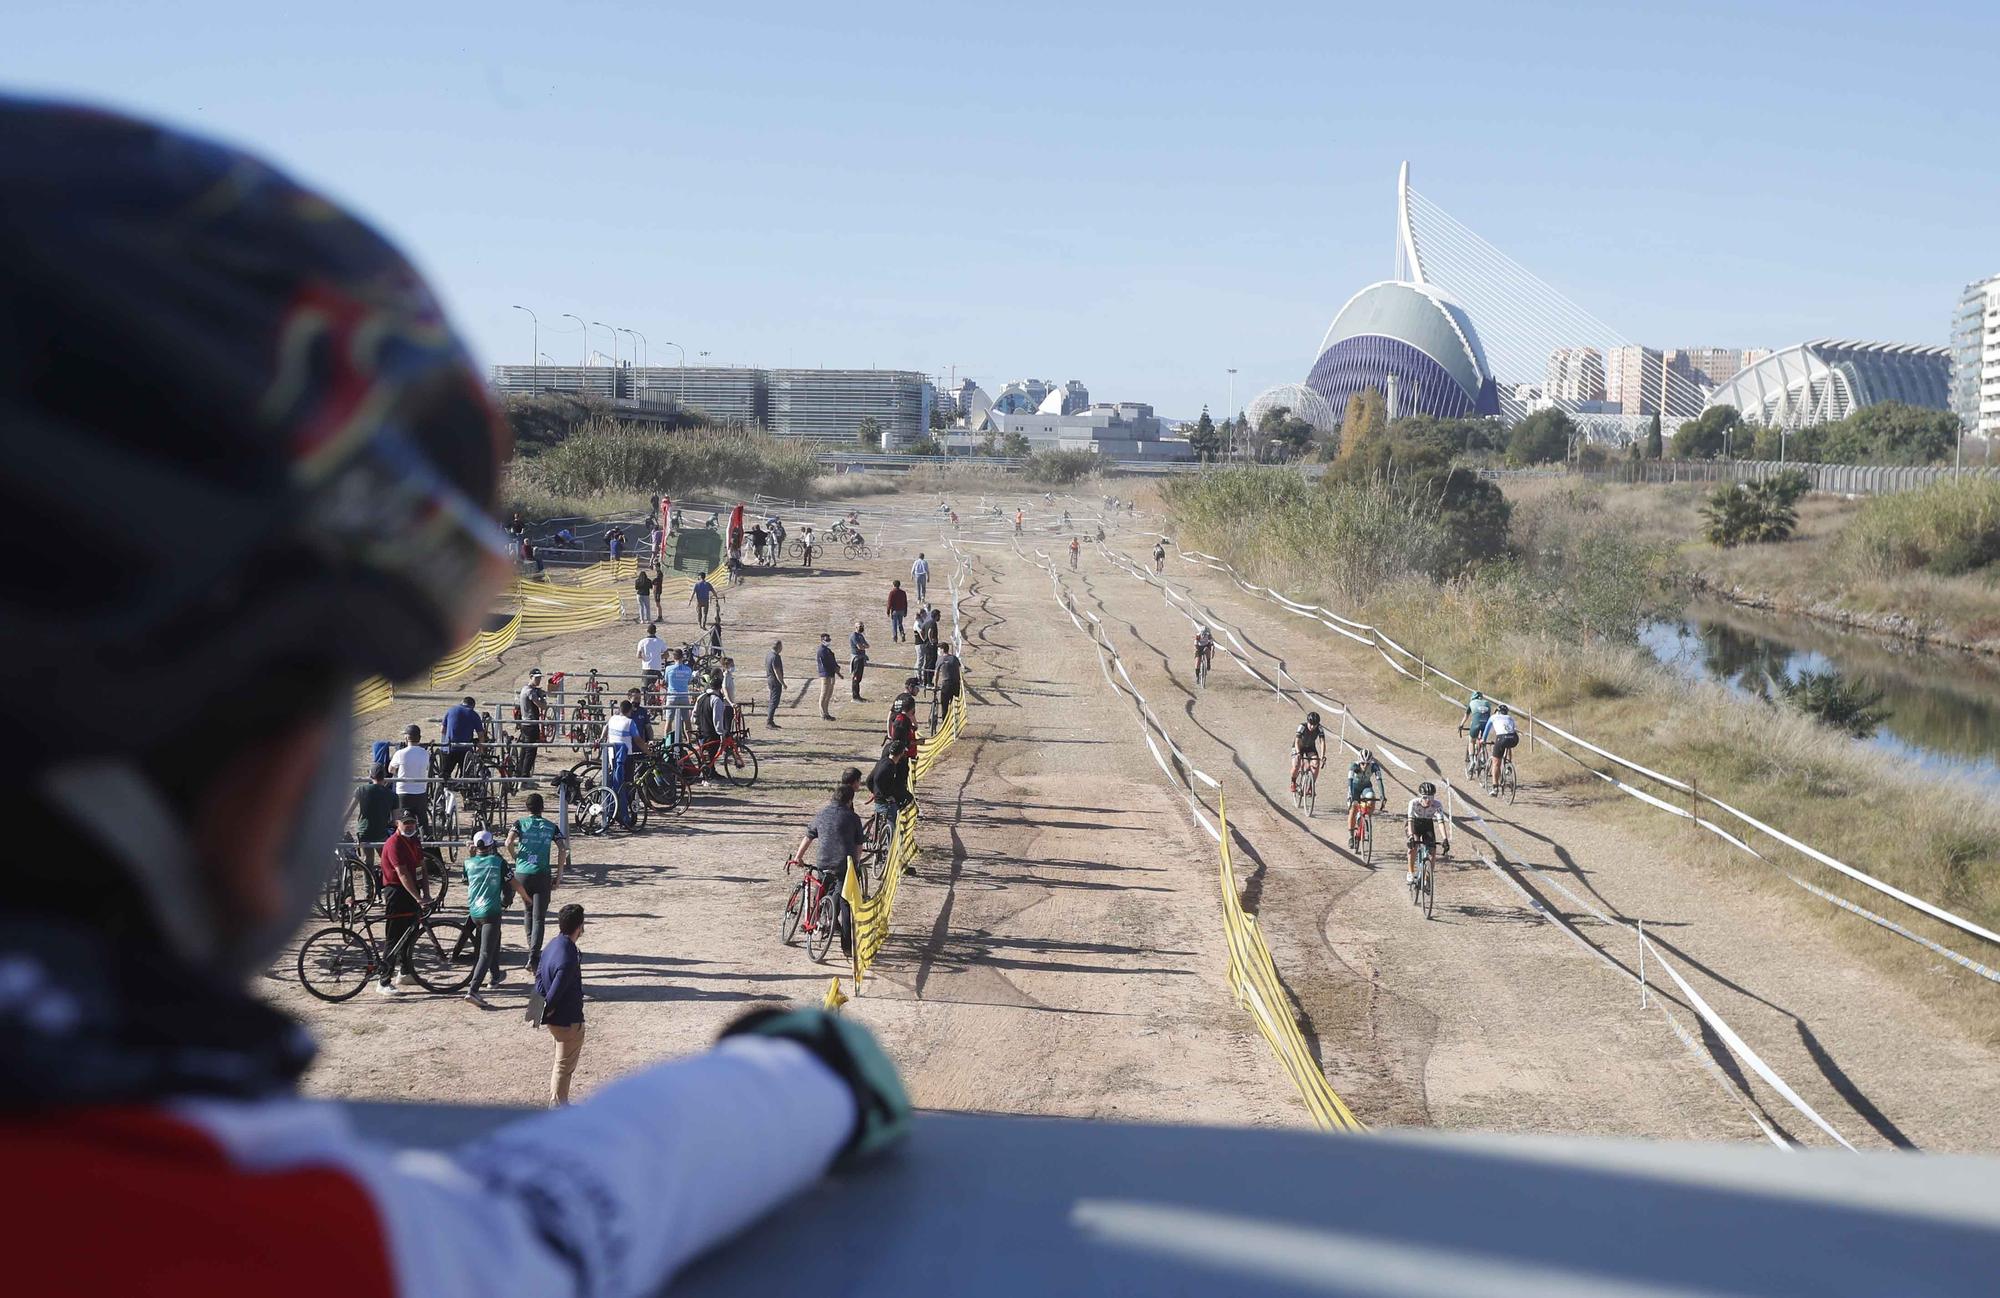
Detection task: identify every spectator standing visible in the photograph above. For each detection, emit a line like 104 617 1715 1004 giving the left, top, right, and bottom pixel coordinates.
665 649 695 740
376 807 430 993
886 579 908 642
461 829 512 1004
799 525 816 570
690 573 715 627
936 641 963 724
607 527 624 561
387 725 431 830
911 552 929 602
633 567 654 622
534 904 589 1105
507 792 569 971
765 639 785 728
815 633 841 720
345 762 397 869
516 668 548 776
637 623 667 686
437 695 486 782
917 608 941 688
720 656 737 708
602 700 643 829
849 621 870 701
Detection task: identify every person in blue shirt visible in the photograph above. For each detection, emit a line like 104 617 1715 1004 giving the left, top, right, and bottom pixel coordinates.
535 903 589 1105
690 574 715 628
461 830 513 1004
664 650 696 742
437 695 487 782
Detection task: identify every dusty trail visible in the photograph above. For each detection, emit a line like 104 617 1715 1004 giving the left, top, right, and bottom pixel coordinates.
1093 527 2000 1151
268 495 1293 1127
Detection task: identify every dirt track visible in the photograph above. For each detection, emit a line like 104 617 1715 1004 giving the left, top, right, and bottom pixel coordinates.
266 488 2000 1151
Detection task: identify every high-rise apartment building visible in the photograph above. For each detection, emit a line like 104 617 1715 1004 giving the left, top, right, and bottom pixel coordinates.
1544 347 1607 402
1952 272 2000 438
1605 345 1663 416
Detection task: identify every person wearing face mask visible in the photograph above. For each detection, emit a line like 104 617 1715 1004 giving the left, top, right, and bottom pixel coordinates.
0 102 908 1298
377 807 432 994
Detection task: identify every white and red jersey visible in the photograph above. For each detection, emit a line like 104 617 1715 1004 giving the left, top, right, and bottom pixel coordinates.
7 1038 850 1298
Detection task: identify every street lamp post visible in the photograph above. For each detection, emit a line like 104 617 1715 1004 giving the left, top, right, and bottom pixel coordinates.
510 305 538 369
591 322 621 398
561 314 588 366
663 341 687 406
1226 368 1238 460
621 329 648 370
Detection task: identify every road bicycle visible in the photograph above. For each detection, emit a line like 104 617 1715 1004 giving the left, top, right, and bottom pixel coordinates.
779 857 849 964
318 840 379 922
1194 649 1212 688
1347 799 1376 864
1409 840 1437 920
1490 746 1518 804
295 896 475 1001
558 762 649 836
842 538 871 560
1293 757 1319 815
673 724 760 787
856 802 901 898
1460 727 1489 783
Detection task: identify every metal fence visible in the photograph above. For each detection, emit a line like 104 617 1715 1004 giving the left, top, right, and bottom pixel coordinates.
1580 459 2000 496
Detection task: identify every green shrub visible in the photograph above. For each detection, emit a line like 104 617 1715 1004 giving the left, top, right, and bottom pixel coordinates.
521 420 820 501
1701 480 1797 546
1023 449 1110 484
1844 478 2000 576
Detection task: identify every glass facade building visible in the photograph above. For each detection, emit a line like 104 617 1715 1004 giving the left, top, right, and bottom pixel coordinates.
1702 340 1951 430
1305 281 1499 421
1952 273 2000 438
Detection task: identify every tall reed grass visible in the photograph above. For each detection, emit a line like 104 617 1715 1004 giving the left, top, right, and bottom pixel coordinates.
518 419 821 504
1843 478 2000 577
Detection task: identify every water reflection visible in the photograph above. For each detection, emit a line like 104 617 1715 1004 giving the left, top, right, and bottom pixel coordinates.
1639 600 2000 788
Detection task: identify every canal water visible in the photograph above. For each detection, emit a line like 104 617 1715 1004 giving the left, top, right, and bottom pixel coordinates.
1639 599 2000 790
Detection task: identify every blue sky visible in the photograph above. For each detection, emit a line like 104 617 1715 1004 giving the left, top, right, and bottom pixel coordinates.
7 0 1995 418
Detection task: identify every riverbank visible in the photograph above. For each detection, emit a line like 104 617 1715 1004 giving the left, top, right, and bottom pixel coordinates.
1506 479 2000 659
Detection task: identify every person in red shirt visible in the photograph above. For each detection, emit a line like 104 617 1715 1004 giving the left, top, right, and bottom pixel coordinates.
887 579 909 642
376 808 431 993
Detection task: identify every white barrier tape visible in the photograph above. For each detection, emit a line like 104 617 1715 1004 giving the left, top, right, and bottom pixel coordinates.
1172 544 2000 956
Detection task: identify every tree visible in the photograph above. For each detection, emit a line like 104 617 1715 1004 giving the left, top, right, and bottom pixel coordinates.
1000 431 1031 457
1670 405 1739 460
1822 402 1959 465
856 416 882 450
929 401 949 432
1256 405 1318 461
1701 479 1798 547
909 434 944 457
1506 408 1574 466
1779 670 1887 738
1644 413 1663 460
1188 406 1223 460
1337 387 1386 457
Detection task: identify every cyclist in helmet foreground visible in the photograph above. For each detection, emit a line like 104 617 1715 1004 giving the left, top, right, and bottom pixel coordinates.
1406 780 1451 884
1291 711 1327 793
0 101 907 1298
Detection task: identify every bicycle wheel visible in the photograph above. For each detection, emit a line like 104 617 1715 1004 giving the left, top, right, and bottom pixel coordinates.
1363 814 1374 865
809 891 838 963
1504 760 1518 805
1423 855 1436 920
296 927 376 1002
719 740 759 787
410 919 477 994
581 786 617 836
341 856 378 920
781 880 807 945
1304 769 1316 816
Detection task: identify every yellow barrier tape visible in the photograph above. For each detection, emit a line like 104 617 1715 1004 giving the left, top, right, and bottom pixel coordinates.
1217 796 1366 1133
352 676 394 715
430 613 523 688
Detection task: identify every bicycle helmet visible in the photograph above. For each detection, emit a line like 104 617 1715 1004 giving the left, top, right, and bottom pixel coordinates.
1306 712 1320 725
4 99 510 976
1498 704 1511 715
1418 781 1437 797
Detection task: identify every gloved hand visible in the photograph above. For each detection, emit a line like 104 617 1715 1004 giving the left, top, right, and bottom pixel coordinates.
719 1008 910 1168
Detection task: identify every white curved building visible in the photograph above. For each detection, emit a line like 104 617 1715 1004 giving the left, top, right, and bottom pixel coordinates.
1305 280 1499 420
1702 339 1951 429
1247 383 1338 433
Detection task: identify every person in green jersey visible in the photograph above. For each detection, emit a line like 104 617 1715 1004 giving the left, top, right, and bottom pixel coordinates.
462 829 513 1004
506 791 570 971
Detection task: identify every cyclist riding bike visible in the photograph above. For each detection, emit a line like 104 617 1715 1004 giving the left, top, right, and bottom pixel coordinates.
1461 689 1494 765
1480 704 1521 789
1153 542 1166 574
0 102 907 1298
1193 626 1215 678
1068 536 1079 568
1346 760 1381 842
1290 711 1327 793
1406 781 1452 884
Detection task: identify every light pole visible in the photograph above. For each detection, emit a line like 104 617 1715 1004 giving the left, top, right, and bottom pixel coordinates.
539 353 558 366
592 322 619 370
620 329 648 370
663 341 687 406
511 305 538 368
561 313 588 365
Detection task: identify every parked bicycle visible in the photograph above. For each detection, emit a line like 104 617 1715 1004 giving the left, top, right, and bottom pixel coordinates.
295 895 475 1001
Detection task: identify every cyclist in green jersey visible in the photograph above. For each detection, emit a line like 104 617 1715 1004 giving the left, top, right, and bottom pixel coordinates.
506 792 571 971
462 829 513 1003
1345 760 1380 842
1461 690 1494 765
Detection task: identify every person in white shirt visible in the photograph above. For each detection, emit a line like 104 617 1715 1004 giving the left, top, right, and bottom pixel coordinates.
1479 705 1521 791
637 622 667 685
1405 781 1451 886
911 553 930 602
386 724 432 830
601 700 646 829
